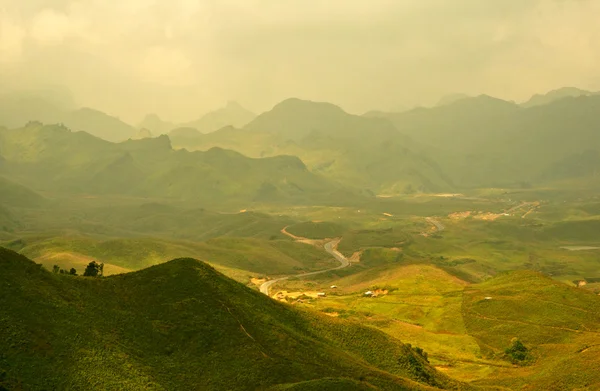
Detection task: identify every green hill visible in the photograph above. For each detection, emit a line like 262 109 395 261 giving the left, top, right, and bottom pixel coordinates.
463 271 600 390
0 123 341 206
172 98 454 194
0 248 464 390
17 235 339 282
372 94 600 188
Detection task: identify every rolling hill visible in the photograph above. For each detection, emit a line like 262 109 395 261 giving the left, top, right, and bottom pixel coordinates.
0 248 465 390
0 122 343 206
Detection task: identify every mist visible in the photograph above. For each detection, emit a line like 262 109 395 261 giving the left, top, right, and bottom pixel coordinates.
1 0 599 123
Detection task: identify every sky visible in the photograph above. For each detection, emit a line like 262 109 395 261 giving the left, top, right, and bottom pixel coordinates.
1 0 599 123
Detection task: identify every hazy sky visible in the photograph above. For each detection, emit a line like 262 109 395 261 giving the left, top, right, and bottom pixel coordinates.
1 0 599 123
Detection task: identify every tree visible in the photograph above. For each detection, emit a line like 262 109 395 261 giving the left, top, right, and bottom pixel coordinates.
69 268 77 276
52 265 60 274
98 263 104 277
83 261 100 277
505 338 531 364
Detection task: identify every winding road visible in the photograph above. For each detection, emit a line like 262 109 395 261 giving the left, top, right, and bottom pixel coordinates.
425 217 445 232
259 238 350 296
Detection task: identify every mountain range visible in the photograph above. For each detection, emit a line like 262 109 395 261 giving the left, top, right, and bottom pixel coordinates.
138 101 256 136
0 122 343 206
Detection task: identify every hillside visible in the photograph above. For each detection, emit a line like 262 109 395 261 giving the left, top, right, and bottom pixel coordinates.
371 94 600 187
0 176 45 208
172 98 454 194
0 94 136 142
0 248 463 390
463 271 600 390
17 235 340 282
62 108 136 142
0 123 341 206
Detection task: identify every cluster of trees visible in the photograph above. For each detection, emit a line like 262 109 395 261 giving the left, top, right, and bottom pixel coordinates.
505 338 532 364
52 261 104 277
52 265 77 275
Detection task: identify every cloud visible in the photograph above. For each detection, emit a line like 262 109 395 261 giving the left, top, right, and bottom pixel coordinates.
0 10 26 63
30 8 71 44
0 0 599 122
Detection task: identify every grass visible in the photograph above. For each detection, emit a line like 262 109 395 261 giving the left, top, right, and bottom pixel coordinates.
0 248 465 391
285 221 347 239
14 235 338 284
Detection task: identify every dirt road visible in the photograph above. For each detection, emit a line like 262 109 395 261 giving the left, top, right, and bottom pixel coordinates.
259 235 350 296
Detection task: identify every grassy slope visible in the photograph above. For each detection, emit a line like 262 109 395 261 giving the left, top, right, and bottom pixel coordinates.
16 235 337 283
0 248 465 391
0 176 45 208
275 263 600 389
463 271 600 390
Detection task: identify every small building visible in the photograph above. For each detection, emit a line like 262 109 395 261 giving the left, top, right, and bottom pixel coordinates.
330 285 338 289
317 292 326 297
484 297 492 300
364 291 374 297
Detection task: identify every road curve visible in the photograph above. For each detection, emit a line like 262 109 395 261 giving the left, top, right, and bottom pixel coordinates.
259 239 350 296
425 217 445 232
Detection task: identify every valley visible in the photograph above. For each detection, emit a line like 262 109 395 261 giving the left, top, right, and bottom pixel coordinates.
2 88 600 390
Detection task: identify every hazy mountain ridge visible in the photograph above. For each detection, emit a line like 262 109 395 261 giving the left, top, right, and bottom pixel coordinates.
371 94 600 187
0 123 342 205
138 101 256 136
172 98 454 194
522 87 598 108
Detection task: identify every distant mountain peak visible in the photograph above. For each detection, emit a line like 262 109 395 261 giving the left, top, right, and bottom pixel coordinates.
523 87 595 108
436 93 471 107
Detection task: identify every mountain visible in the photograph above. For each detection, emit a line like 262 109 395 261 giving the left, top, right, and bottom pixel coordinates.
522 87 595 108
62 107 136 142
171 98 454 194
244 98 396 140
0 94 65 129
0 93 135 142
436 93 471 107
0 123 342 206
369 94 600 187
182 101 256 134
133 128 153 139
0 176 45 208
137 114 175 135
168 126 202 139
0 248 462 390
